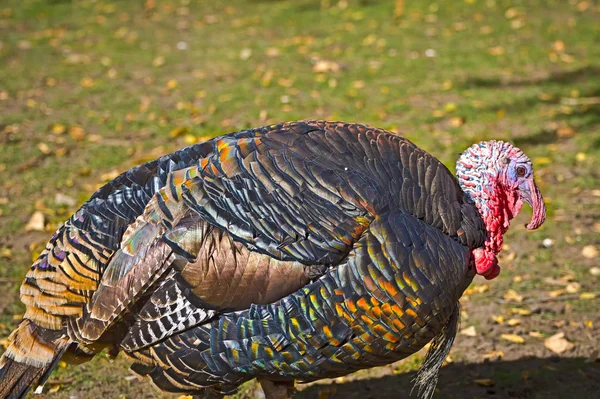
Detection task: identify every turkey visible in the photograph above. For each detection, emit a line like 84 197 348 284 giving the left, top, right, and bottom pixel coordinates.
0 120 546 399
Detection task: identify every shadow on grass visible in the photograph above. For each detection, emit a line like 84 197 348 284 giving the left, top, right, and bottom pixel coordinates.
463 66 600 88
296 357 600 399
463 66 600 139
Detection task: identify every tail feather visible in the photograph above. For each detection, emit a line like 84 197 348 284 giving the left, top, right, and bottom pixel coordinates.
411 303 460 399
0 322 69 399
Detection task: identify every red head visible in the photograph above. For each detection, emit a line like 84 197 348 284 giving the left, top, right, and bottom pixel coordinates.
456 141 547 279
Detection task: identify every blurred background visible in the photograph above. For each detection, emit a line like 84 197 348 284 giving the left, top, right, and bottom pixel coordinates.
0 0 599 398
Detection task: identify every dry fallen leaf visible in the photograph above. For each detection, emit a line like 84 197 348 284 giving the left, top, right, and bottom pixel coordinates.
556 126 576 138
552 40 566 53
170 126 189 138
504 289 524 303
166 79 178 90
460 326 477 337
507 318 521 326
449 116 466 127
501 333 525 344
529 331 544 338
565 282 581 294
482 350 504 360
488 46 505 56
470 284 489 294
548 289 565 298
312 59 341 73
585 320 593 329
582 245 598 259
510 307 532 316
80 77 95 88
534 156 552 166
48 385 61 394
0 247 12 259
152 56 165 67
239 48 252 60
544 332 574 354
37 142 51 155
25 211 45 231
69 126 85 141
579 292 597 300
52 123 66 135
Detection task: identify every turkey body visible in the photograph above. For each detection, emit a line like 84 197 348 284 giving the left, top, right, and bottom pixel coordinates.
1 121 486 397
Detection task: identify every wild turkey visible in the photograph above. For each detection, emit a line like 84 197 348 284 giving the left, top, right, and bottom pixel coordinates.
0 120 545 399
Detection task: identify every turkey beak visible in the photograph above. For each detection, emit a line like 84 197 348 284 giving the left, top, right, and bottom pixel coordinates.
520 177 546 230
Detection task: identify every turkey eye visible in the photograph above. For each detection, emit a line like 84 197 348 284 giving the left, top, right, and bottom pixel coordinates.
516 166 527 177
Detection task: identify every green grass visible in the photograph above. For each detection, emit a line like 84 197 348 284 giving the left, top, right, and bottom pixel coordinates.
1 0 599 398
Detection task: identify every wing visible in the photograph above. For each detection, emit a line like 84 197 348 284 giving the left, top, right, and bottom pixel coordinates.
79 122 381 344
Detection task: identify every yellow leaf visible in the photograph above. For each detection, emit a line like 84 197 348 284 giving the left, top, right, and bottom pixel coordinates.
534 156 552 166
580 292 597 300
52 124 66 135
0 247 12 259
548 289 565 297
481 350 504 360
166 79 178 89
80 77 95 88
529 331 544 338
69 126 85 141
585 320 593 328
48 385 61 393
183 135 198 145
552 40 566 53
170 126 189 138
444 102 457 112
501 333 525 344
503 289 524 303
507 318 521 326
449 117 465 127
